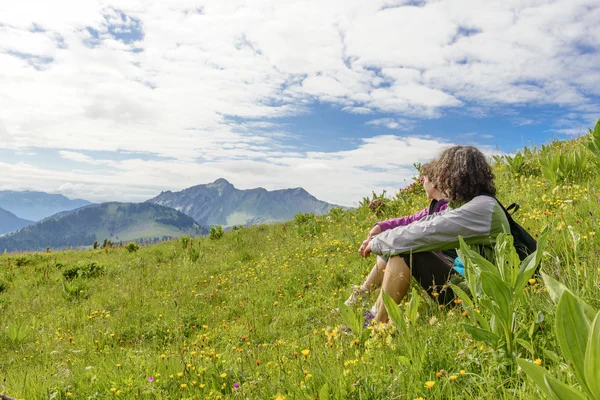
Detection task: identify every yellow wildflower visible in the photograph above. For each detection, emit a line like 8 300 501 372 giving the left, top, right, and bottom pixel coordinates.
424 380 435 389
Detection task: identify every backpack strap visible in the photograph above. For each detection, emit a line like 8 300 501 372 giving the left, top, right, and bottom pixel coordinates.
479 193 519 216
506 203 520 215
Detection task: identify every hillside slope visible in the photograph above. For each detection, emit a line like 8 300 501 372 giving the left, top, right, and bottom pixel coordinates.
0 125 599 399
0 202 205 252
148 178 337 227
0 207 34 235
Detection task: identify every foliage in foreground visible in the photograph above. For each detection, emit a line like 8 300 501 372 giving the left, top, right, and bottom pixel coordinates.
0 122 599 399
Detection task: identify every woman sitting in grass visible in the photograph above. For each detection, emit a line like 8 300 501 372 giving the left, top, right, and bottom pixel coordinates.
343 161 452 314
359 145 509 323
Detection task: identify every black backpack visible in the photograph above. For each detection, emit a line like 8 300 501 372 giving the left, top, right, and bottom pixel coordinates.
482 194 537 261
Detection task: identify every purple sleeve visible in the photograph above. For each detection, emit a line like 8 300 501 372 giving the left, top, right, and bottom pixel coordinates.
376 207 430 231
435 199 449 213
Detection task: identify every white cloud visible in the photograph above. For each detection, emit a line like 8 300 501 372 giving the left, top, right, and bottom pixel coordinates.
0 0 597 204
365 118 416 131
0 135 504 206
59 150 118 167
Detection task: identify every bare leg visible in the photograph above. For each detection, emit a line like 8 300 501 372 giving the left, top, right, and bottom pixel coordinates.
361 256 387 292
343 256 388 307
374 256 411 323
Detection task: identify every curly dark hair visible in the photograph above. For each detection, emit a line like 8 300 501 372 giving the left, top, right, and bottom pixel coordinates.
430 146 496 202
420 161 436 181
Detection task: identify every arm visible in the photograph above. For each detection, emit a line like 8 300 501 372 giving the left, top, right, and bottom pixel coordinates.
376 207 430 231
370 196 508 256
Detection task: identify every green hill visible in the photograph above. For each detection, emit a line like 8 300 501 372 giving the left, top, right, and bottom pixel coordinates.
0 202 205 252
0 122 599 399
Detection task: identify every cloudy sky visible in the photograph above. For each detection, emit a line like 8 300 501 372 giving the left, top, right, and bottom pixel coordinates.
0 0 598 206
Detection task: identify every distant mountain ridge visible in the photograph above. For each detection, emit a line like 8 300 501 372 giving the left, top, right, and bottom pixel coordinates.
0 190 92 221
0 207 34 235
147 178 337 227
0 202 205 252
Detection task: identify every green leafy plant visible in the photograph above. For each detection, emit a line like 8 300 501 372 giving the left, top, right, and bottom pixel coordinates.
61 279 87 301
337 303 371 346
4 321 31 348
125 242 140 253
329 207 344 222
505 152 527 176
209 225 224 240
518 272 600 399
180 236 191 249
294 212 323 237
539 149 591 184
62 261 105 281
582 120 600 161
382 288 427 372
452 229 548 361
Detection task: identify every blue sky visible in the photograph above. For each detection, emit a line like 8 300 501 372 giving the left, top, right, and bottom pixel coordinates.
0 0 598 206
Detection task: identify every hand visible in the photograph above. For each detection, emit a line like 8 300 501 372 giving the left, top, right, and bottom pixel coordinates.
359 239 372 258
367 224 382 239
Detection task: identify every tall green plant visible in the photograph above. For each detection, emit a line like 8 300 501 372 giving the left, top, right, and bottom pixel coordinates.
539 149 591 183
582 120 600 160
382 288 427 372
452 229 548 360
517 272 600 399
337 303 371 346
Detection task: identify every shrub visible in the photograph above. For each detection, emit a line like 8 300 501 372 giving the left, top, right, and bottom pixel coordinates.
209 225 224 240
62 261 105 281
294 212 323 237
125 242 140 253
329 207 344 222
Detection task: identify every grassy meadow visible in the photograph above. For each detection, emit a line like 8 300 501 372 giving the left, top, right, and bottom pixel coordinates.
1 126 600 399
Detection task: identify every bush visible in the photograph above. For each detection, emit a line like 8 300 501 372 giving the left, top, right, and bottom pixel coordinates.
329 207 344 222
125 242 140 253
209 225 224 240
294 212 323 237
62 262 105 281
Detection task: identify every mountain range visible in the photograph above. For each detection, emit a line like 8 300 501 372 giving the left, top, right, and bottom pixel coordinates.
0 190 92 221
0 179 337 252
148 178 337 228
0 202 204 252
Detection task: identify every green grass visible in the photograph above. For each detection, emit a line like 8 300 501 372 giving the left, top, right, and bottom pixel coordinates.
1 130 599 399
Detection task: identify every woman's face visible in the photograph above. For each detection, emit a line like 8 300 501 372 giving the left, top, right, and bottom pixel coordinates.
423 176 436 199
